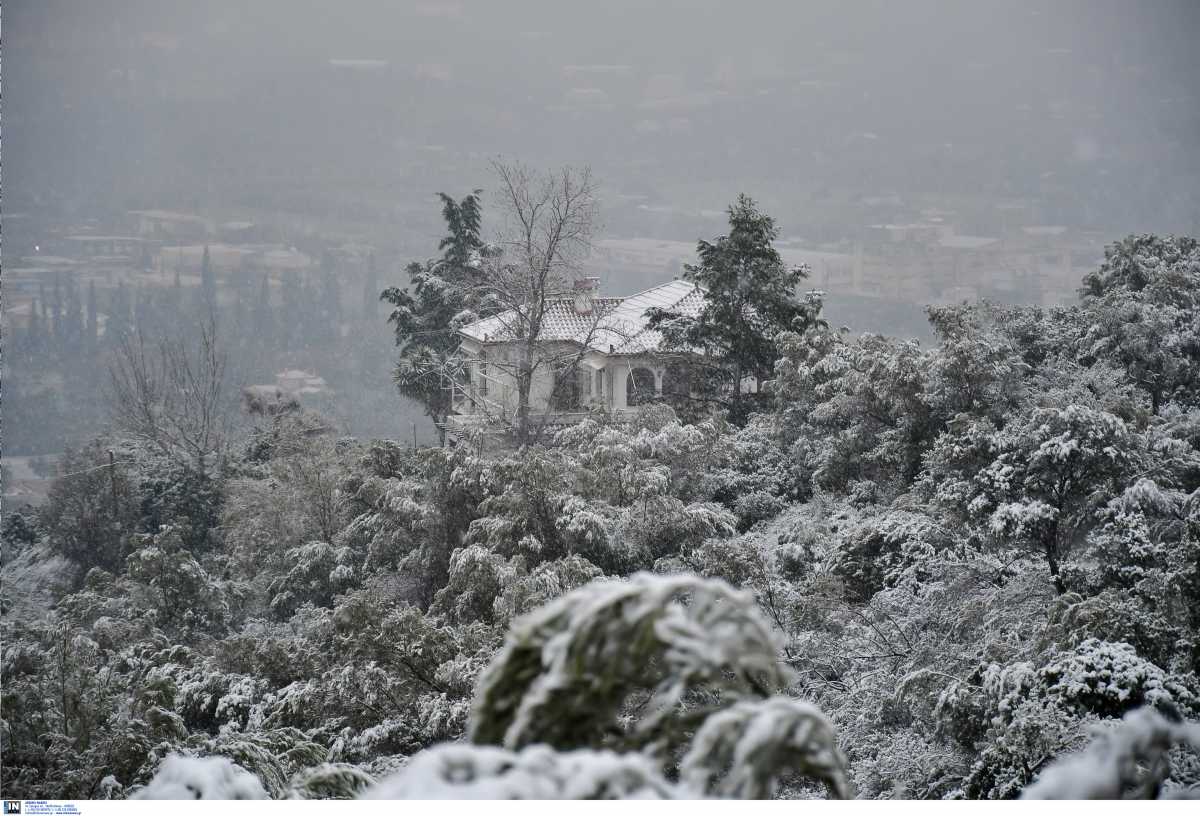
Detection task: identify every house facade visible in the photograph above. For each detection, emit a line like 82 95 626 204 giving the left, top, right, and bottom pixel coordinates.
443 278 708 443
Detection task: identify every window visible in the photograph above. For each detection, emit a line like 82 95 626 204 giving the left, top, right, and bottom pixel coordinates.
596 369 604 398
551 364 583 411
626 367 657 407
479 353 488 395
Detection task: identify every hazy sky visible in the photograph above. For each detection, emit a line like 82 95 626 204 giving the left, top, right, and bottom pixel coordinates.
5 0 1199 242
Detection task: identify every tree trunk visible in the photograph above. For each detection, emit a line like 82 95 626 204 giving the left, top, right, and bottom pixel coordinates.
516 358 533 445
1044 537 1066 595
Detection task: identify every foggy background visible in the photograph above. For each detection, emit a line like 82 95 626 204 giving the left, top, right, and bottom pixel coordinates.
3 0 1200 467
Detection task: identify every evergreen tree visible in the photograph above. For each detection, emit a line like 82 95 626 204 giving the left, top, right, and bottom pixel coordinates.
228 273 251 355
646 194 822 425
171 268 184 317
320 250 343 343
62 277 85 357
106 281 133 347
50 273 64 350
134 284 152 336
86 281 99 356
362 251 379 321
381 190 486 438
252 271 276 353
199 245 218 321
280 273 302 353
27 299 45 358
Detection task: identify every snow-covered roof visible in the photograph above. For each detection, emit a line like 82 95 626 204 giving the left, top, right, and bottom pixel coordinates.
457 279 706 356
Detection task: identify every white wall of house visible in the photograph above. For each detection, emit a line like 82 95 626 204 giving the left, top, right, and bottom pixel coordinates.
454 339 671 418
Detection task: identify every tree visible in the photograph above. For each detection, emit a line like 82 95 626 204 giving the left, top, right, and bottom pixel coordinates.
134 572 851 801
86 281 99 357
198 245 217 321
26 298 45 358
471 161 601 444
1077 234 1200 414
280 274 302 353
382 190 486 443
1021 708 1200 800
251 272 276 353
928 402 1141 594
646 194 821 425
107 318 236 477
62 277 85 358
471 573 790 755
362 252 379 321
41 441 139 573
319 250 342 345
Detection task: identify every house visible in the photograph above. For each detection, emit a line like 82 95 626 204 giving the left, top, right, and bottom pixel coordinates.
444 278 709 443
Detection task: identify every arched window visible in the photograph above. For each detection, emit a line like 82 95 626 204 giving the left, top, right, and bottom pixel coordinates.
626 367 657 407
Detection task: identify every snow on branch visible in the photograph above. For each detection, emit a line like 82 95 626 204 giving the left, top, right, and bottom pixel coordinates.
363 744 683 799
1021 707 1200 800
681 696 852 799
470 572 789 756
132 755 268 800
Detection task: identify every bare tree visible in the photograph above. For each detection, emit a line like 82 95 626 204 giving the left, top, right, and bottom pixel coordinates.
473 160 601 444
108 318 236 475
448 305 630 446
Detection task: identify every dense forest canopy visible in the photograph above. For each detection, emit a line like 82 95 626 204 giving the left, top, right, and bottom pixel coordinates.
3 216 1199 799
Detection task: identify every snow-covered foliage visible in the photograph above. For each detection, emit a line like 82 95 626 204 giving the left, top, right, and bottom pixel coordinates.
132 755 267 800
1022 708 1200 799
6 233 1200 800
681 697 851 799
362 744 683 799
471 573 787 756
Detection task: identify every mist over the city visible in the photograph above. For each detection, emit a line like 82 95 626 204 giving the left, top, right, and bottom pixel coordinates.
3 0 1200 803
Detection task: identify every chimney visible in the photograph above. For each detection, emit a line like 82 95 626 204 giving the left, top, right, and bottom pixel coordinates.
573 276 600 315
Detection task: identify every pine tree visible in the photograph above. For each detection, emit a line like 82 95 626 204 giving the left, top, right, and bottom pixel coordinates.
86 281 99 356
646 194 822 425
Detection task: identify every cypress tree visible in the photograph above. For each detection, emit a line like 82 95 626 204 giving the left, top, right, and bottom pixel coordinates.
199 245 217 320
86 281 99 355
